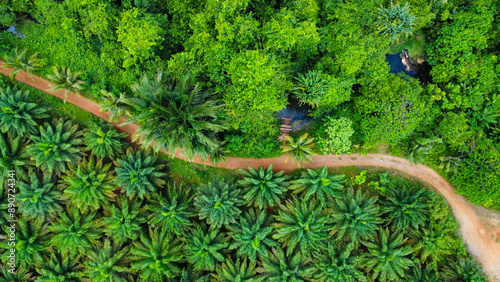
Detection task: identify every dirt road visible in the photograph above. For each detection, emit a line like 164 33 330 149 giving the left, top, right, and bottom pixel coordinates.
2 63 499 279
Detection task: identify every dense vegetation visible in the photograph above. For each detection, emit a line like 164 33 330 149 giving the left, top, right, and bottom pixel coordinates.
0 85 487 280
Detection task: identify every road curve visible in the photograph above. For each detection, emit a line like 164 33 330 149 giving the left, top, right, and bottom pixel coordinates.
1 63 499 279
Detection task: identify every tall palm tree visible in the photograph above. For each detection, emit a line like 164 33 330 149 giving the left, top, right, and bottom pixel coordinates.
405 263 440 282
441 256 486 282
258 247 315 281
2 48 40 79
411 220 454 269
313 241 366 282
48 207 103 255
36 252 82 282
273 197 330 256
146 181 196 235
212 257 263 282
83 122 128 159
380 184 428 231
0 219 50 268
363 228 414 281
84 239 132 282
183 223 229 271
289 166 345 207
328 187 383 248
237 165 289 209
282 133 316 168
47 66 85 101
0 132 32 183
130 227 184 280
0 267 34 282
18 171 62 221
114 148 168 199
209 140 229 165
99 89 129 122
27 118 85 174
100 196 147 243
60 156 116 212
176 266 211 282
121 72 226 161
228 208 278 262
195 177 243 229
0 86 48 136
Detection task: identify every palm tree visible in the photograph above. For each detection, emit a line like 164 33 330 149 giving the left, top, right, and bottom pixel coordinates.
183 223 229 271
130 227 184 280
35 252 82 282
60 156 116 212
291 70 328 108
380 184 428 231
289 166 345 207
0 132 32 183
272 197 330 256
0 86 48 136
83 122 128 159
405 263 440 282
2 48 40 79
195 177 243 228
114 148 168 199
84 239 132 282
313 241 366 282
282 133 316 168
329 187 383 248
212 257 263 282
237 165 289 209
27 118 85 174
408 137 442 165
47 66 85 101
353 143 369 156
99 89 129 122
176 266 211 282
146 181 196 235
0 219 50 268
0 266 34 282
258 247 315 281
375 3 417 42
411 220 454 269
363 228 414 281
100 196 147 243
438 155 463 174
48 207 103 255
18 171 62 221
121 72 226 161
228 208 279 262
209 140 229 165
441 256 486 282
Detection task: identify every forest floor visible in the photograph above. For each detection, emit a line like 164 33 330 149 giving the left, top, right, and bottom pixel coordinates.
1 62 499 280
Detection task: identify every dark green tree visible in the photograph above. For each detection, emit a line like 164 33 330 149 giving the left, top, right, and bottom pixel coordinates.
18 171 62 221
0 132 32 183
441 256 486 282
375 3 417 42
114 148 168 199
85 239 132 282
258 247 314 281
98 89 129 123
313 241 366 282
195 177 243 228
289 166 345 207
405 263 440 282
183 223 229 271
100 196 147 243
212 257 263 282
228 208 278 262
282 133 316 168
83 122 128 159
380 184 428 231
237 165 289 209
36 252 82 282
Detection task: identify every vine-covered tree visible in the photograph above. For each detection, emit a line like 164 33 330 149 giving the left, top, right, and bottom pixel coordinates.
195 177 243 229
237 165 289 209
83 122 128 159
289 166 345 207
114 148 168 199
100 196 147 243
258 247 314 281
228 208 278 262
18 171 62 221
183 223 229 271
85 239 132 281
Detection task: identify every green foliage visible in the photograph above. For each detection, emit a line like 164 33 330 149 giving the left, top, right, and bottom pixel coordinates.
47 66 85 100
273 197 330 256
183 223 229 271
84 240 132 282
2 48 40 79
363 228 414 281
130 227 184 280
314 117 354 154
292 70 328 108
282 133 316 168
329 187 383 248
259 247 314 281
441 256 487 282
228 208 279 262
27 118 85 174
100 196 147 243
376 3 417 42
60 156 116 212
18 171 62 221
114 148 168 199
98 89 129 123
436 112 473 150
195 177 243 229
212 257 263 282
146 182 195 235
83 122 127 159
35 252 82 282
48 207 103 255
0 86 48 136
289 166 345 207
313 241 366 282
0 132 32 183
237 165 289 209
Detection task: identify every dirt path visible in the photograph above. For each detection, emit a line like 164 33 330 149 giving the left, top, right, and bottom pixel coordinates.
2 63 499 280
